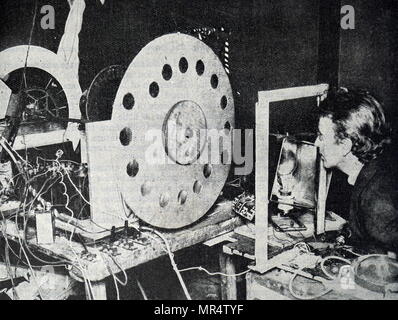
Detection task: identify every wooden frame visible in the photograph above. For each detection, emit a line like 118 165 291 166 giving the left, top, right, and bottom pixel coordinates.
85 120 126 228
253 84 329 273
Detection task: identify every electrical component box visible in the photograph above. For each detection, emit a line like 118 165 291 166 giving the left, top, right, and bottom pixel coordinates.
36 211 55 244
233 193 255 221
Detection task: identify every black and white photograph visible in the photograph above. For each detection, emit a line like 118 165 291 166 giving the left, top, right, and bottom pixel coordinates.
0 0 397 306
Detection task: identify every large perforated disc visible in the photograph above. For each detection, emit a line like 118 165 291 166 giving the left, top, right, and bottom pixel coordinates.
111 33 235 229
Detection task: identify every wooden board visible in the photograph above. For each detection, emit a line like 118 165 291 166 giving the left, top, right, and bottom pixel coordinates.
2 201 243 282
54 212 140 242
222 211 346 263
85 120 126 228
255 84 329 272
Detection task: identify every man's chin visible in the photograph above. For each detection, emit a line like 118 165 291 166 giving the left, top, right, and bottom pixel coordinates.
321 159 333 169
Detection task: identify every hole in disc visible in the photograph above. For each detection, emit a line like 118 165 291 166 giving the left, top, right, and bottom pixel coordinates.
178 190 188 205
159 193 170 208
220 96 227 109
149 82 159 98
211 74 218 89
123 93 135 110
127 160 139 177
162 64 172 81
141 182 151 196
193 181 203 194
196 60 205 76
119 127 132 146
179 57 188 73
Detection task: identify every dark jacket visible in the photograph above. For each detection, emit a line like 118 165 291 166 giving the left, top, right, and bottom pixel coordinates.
349 151 398 253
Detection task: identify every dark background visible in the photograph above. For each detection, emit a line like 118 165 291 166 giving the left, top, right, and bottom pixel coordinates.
0 0 397 217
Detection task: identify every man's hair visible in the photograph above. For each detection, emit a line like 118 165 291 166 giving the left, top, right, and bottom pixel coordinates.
319 88 391 163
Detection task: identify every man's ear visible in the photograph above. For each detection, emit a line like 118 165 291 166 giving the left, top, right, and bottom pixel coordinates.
340 138 353 156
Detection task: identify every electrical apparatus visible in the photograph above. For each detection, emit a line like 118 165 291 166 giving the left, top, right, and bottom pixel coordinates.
0 33 235 236
253 84 331 273
269 137 321 232
84 33 235 229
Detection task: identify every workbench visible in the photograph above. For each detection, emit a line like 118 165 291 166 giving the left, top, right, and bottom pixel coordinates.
215 210 397 300
215 210 353 300
1 200 243 300
246 267 396 300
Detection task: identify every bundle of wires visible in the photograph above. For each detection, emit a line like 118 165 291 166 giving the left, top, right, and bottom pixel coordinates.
140 226 251 300
287 243 353 300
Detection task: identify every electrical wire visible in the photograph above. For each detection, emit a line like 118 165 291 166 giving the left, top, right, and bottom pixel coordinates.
0 122 95 300
56 160 88 206
21 155 108 237
320 256 352 280
36 156 80 166
341 246 362 257
55 157 125 224
141 226 192 300
0 140 19 165
3 139 33 169
141 226 251 297
54 162 101 298
112 272 120 300
288 268 332 300
21 0 38 90
4 239 18 299
66 240 94 300
20 175 71 266
1 211 35 269
17 230 46 299
0 144 71 266
108 255 128 286
61 176 96 301
136 278 148 300
99 252 128 300
287 243 333 300
56 165 75 218
287 245 353 300
99 252 119 300
272 226 295 245
178 266 250 277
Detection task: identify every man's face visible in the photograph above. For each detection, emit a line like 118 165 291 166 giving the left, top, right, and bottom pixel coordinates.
315 117 348 169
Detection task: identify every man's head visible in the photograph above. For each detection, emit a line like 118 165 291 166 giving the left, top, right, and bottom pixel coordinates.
315 88 391 169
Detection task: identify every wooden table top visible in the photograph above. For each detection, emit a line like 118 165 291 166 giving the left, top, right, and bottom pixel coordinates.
2 201 243 282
